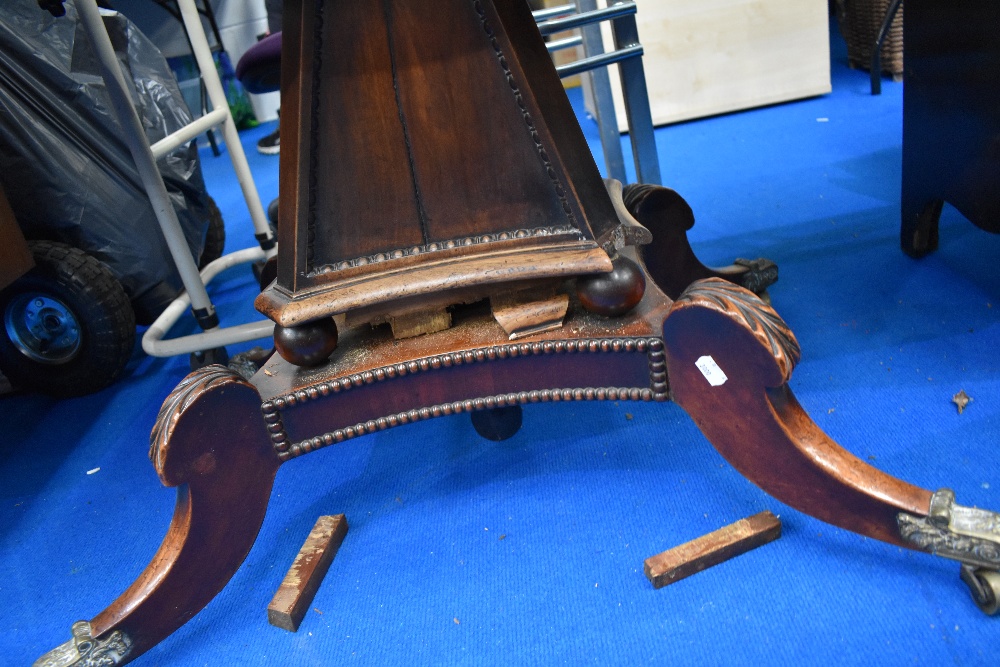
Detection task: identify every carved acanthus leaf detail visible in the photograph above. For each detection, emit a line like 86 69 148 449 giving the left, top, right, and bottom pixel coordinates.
674 278 801 382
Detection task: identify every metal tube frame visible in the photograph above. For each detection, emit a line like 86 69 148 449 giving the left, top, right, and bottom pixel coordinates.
76 0 217 318
870 0 903 95
536 1 660 185
77 0 275 358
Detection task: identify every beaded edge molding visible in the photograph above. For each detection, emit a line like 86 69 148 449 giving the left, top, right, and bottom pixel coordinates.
262 337 667 461
472 0 579 230
308 225 584 276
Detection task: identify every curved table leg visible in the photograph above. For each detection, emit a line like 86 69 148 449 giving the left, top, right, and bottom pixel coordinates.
663 278 1000 586
36 274 1000 667
36 366 281 667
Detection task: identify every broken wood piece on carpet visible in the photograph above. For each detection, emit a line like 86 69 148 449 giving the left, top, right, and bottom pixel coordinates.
644 511 781 589
268 514 349 632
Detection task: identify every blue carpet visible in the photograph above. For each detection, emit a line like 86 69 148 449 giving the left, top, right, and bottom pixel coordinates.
3 18 999 667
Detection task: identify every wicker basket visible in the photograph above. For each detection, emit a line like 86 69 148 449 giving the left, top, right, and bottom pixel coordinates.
836 0 904 77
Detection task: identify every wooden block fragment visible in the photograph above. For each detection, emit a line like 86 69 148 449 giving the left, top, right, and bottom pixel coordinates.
490 288 569 339
389 307 452 339
268 514 349 631
643 511 781 589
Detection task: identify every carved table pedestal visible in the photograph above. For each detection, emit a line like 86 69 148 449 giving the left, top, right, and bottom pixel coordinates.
36 0 1000 664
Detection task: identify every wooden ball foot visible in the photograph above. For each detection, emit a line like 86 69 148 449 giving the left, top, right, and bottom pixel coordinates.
274 318 338 367
576 253 645 317
471 405 523 441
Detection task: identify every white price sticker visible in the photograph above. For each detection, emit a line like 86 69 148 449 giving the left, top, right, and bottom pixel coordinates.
695 355 728 387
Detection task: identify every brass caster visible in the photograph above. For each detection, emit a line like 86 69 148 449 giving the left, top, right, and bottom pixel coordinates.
960 564 1000 615
33 620 132 667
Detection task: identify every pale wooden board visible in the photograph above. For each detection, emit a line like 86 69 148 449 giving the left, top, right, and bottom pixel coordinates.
591 0 831 129
268 514 349 632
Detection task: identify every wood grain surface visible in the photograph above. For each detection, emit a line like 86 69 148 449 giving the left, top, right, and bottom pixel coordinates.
268 514 349 632
644 511 782 589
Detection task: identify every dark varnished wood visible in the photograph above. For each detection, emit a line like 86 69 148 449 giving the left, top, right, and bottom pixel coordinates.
254 283 672 462
260 0 620 326
900 0 1000 257
662 278 932 545
47 272 950 665
625 184 778 299
576 253 646 316
36 0 975 661
470 404 524 441
273 317 338 367
85 367 280 662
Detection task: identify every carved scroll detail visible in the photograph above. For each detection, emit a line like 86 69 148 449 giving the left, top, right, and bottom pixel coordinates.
674 278 801 383
261 337 666 457
148 366 250 471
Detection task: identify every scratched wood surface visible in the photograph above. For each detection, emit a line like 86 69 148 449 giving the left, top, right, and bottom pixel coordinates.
644 511 782 589
268 514 350 632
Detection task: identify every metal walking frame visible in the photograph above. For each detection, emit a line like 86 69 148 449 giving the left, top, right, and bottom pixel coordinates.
534 1 661 186
75 0 276 363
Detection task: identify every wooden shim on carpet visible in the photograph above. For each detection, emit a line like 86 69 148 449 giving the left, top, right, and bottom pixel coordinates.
643 511 781 589
268 514 349 631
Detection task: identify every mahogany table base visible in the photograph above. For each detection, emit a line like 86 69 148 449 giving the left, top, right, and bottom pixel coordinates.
36 191 1000 667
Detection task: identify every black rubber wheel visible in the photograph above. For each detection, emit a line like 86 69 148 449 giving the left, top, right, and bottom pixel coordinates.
0 241 136 397
198 196 226 269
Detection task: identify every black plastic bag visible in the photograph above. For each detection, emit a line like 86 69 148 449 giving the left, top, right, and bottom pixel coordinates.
0 0 213 323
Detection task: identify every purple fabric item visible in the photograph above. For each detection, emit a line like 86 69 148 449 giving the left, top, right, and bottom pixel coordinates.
236 31 282 94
